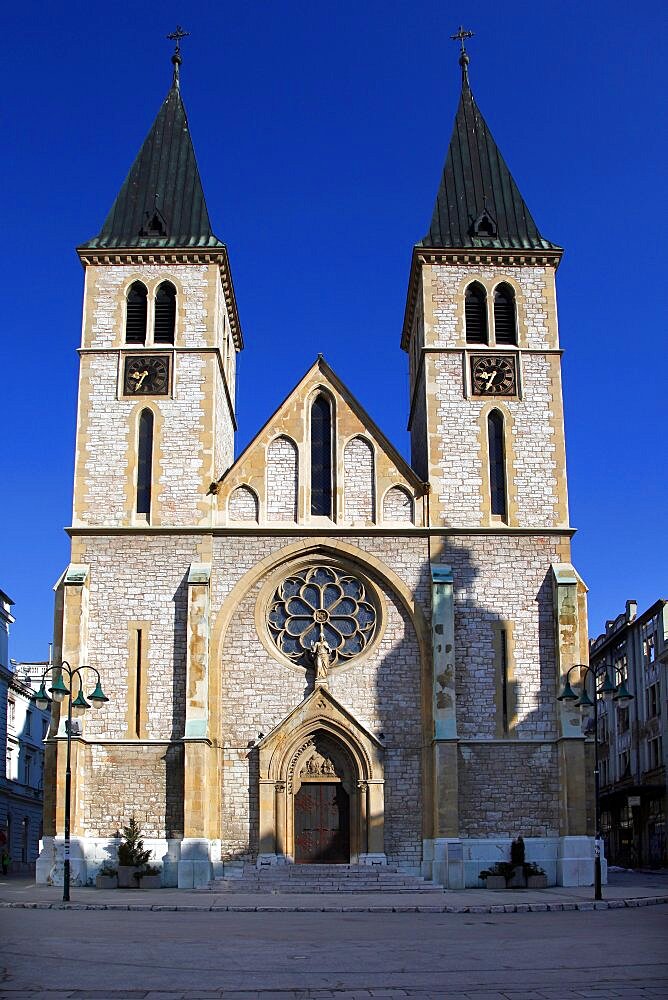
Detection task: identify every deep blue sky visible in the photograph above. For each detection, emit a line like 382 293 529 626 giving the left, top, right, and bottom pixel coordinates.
1 1 665 662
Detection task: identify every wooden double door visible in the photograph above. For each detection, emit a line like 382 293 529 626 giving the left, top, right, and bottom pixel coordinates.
294 782 350 863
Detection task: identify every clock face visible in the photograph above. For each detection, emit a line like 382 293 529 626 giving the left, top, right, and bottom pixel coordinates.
471 355 517 396
123 355 170 396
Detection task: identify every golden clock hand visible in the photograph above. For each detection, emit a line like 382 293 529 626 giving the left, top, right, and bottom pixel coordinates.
484 370 497 390
133 370 149 390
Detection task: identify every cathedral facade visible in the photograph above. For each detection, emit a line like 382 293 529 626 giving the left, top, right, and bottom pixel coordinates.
38 47 594 889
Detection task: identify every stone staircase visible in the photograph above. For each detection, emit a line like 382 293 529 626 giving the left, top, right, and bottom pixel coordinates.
203 862 443 894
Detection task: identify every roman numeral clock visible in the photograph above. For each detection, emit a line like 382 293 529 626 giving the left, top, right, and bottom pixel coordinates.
123 355 171 396
470 355 517 396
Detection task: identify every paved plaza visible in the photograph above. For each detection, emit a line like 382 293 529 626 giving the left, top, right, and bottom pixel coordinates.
0 874 666 999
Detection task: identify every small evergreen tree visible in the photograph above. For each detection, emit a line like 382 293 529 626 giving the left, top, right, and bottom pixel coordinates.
117 815 152 868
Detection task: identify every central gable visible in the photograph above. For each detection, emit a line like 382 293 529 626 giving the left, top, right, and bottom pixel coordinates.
214 357 425 527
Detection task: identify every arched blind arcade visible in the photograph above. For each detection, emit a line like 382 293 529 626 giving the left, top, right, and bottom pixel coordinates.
154 281 176 344
311 394 333 517
488 409 507 518
125 282 148 344
493 284 517 345
137 409 154 517
465 282 488 344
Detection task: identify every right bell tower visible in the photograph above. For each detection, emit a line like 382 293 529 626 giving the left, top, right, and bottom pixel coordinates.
405 31 593 889
402 34 569 532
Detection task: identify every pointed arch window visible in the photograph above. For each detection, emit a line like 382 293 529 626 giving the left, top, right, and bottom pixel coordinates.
137 409 154 517
311 394 333 517
125 282 148 344
154 281 176 344
494 283 517 345
488 409 507 518
465 282 488 344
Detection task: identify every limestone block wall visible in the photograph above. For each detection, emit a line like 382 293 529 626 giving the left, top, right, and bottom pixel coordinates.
438 534 570 741
228 486 259 522
83 263 228 351
82 743 184 840
382 486 414 523
458 742 560 837
343 437 375 523
212 534 429 866
266 437 298 521
407 263 569 529
425 264 558 352
73 534 201 742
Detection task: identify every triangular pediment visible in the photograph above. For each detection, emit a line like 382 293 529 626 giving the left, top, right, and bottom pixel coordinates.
257 685 384 783
215 356 425 527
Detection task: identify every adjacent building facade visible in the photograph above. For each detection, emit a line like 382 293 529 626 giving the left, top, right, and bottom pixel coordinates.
592 600 668 868
38 46 593 889
0 591 50 870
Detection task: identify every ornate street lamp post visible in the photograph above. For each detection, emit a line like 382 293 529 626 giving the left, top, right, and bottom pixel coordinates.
558 662 633 900
34 661 108 902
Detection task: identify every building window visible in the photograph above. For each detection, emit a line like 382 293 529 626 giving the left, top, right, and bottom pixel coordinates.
600 757 609 786
618 750 631 779
310 394 333 517
465 282 488 344
647 737 662 771
617 705 630 733
488 409 507 517
136 409 154 517
267 565 377 668
493 283 517 345
7 699 15 728
647 682 661 719
42 718 49 740
25 710 32 736
643 632 656 667
125 281 148 344
23 754 32 786
154 281 176 344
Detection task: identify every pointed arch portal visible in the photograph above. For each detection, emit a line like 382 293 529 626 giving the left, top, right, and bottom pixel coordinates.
257 688 385 865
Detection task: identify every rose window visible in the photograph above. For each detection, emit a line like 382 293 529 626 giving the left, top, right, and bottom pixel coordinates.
267 566 377 667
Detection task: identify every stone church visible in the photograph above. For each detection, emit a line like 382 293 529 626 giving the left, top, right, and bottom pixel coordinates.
39 42 593 890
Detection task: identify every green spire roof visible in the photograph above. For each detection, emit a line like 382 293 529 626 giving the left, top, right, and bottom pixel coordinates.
81 79 222 250
421 77 560 252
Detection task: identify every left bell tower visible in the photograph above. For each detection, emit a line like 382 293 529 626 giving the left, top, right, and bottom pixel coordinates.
73 42 242 529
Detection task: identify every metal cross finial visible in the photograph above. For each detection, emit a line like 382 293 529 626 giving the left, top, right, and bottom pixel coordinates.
167 25 190 53
167 25 190 88
451 25 474 84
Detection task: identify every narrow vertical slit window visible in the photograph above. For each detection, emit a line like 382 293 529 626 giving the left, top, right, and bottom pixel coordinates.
134 629 143 738
493 283 517 345
311 393 333 517
137 409 154 517
488 409 507 518
125 282 148 344
465 282 488 344
500 628 509 735
154 281 176 344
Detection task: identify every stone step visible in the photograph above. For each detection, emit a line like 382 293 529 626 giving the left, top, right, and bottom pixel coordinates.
203 861 442 894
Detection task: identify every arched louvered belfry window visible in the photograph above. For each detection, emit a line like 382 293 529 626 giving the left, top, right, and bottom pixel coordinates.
494 283 517 345
465 282 488 344
137 409 154 517
311 393 333 517
488 409 507 518
126 282 148 344
154 281 176 344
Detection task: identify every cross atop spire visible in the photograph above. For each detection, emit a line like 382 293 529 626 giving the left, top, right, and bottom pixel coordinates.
167 25 190 88
451 25 474 85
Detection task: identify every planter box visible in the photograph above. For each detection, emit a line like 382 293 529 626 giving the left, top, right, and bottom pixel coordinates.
527 874 548 889
95 874 118 889
137 874 161 889
117 865 141 888
484 876 507 890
